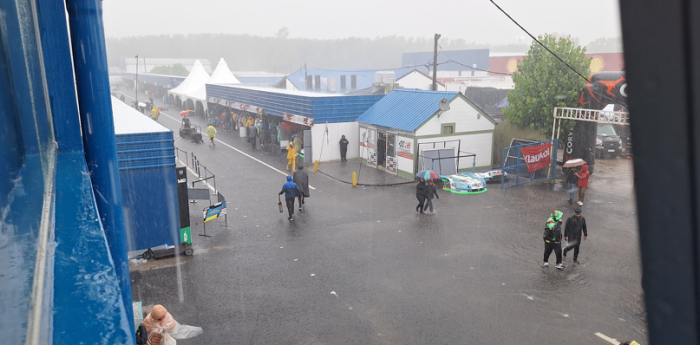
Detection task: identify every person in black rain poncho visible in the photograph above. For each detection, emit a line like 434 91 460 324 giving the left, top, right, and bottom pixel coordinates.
293 165 310 211
415 178 428 214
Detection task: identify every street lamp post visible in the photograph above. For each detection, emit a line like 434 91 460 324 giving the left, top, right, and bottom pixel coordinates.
134 54 139 109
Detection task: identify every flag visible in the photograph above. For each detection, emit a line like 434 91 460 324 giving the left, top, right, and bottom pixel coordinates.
325 122 329 145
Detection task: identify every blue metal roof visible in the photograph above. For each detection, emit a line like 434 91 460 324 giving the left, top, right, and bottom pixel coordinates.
356 89 460 132
285 68 416 93
121 72 185 88
206 84 385 123
236 76 283 86
402 49 490 72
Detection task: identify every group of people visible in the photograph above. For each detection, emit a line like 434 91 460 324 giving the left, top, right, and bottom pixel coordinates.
415 178 440 215
542 208 588 269
278 166 310 221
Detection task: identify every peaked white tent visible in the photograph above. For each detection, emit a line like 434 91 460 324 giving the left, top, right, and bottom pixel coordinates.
168 60 210 98
188 58 240 102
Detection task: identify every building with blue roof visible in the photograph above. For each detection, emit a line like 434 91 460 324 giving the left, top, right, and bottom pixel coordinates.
356 89 496 179
206 84 385 162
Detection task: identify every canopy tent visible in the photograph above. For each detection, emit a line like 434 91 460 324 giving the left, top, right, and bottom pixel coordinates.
168 60 210 98
188 58 240 102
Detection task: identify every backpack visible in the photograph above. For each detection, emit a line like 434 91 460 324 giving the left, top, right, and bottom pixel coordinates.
135 323 148 345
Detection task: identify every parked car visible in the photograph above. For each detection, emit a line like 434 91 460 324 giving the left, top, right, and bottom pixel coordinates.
596 123 623 158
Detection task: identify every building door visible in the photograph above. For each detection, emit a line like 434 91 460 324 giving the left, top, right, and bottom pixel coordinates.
386 132 397 175
377 131 387 168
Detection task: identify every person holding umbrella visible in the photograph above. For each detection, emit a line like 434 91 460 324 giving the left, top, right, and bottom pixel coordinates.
423 179 440 215
415 178 428 214
562 159 586 205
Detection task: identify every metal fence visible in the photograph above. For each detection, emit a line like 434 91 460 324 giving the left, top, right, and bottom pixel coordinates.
501 140 558 189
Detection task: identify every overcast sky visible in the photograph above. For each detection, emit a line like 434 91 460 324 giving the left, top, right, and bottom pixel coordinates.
103 0 621 45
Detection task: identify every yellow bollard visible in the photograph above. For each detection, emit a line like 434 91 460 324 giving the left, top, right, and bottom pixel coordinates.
314 160 319 172
352 172 357 187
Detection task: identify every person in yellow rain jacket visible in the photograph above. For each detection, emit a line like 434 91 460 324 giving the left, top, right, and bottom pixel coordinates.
206 125 217 148
245 116 255 128
286 142 297 171
150 106 160 121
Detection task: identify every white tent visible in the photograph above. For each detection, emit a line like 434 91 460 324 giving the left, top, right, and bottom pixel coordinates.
188 58 240 102
168 60 210 98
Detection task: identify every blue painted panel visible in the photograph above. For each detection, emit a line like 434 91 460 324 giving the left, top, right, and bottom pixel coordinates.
0 32 25 210
36 0 83 152
53 152 134 345
66 0 134 335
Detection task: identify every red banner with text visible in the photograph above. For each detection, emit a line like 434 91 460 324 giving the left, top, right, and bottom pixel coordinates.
520 142 552 172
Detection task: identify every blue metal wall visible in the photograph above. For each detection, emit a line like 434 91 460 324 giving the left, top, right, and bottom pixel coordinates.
116 131 180 251
207 84 385 123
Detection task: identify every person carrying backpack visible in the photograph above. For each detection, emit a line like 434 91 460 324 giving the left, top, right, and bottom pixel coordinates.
543 210 565 269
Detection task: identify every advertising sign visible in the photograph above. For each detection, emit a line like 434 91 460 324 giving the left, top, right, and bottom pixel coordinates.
520 142 552 172
397 136 414 160
203 201 227 222
283 112 314 127
367 128 377 168
386 132 397 175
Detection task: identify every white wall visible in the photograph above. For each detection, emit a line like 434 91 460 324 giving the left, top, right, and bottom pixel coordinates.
417 132 493 169
397 135 415 174
415 97 495 137
397 71 446 91
312 122 358 162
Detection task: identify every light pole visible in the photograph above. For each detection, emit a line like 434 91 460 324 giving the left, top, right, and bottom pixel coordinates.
134 54 139 109
432 33 441 91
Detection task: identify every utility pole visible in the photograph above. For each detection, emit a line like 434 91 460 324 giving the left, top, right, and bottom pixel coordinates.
304 63 308 91
432 33 441 91
143 55 147 73
135 54 139 108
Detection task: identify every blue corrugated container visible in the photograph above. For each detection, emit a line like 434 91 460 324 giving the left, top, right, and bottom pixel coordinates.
112 97 180 251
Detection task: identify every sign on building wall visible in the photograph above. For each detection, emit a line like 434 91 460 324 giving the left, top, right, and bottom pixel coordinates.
397 136 414 160
283 112 314 127
366 128 377 167
386 132 397 175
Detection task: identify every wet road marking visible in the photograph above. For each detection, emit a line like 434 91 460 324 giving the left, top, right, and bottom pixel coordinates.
161 111 315 190
595 332 620 344
330 291 338 297
521 293 534 300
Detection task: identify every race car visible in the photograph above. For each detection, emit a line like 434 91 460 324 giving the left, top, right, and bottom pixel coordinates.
474 169 508 183
440 172 487 194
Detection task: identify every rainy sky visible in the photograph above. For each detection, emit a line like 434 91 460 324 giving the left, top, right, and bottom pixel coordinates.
102 0 621 44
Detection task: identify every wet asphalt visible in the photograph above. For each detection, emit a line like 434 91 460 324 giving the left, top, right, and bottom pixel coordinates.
124 90 645 345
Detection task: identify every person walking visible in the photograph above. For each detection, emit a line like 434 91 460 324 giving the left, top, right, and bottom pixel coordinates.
206 124 217 148
293 165 310 210
583 147 595 175
248 125 258 149
543 210 565 269
575 165 590 206
286 142 297 171
278 175 302 221
423 179 439 215
415 178 428 214
293 134 303 154
565 167 579 205
339 135 349 161
150 105 160 122
563 208 588 263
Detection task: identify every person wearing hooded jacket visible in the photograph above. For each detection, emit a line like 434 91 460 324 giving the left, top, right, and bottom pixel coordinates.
575 164 590 205
563 208 588 263
279 175 302 220
543 210 565 269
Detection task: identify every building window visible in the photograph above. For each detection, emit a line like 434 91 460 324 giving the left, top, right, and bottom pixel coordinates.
442 124 455 134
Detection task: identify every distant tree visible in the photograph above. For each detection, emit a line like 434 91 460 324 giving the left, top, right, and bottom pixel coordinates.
503 34 590 136
586 37 623 53
150 63 189 76
275 27 289 39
